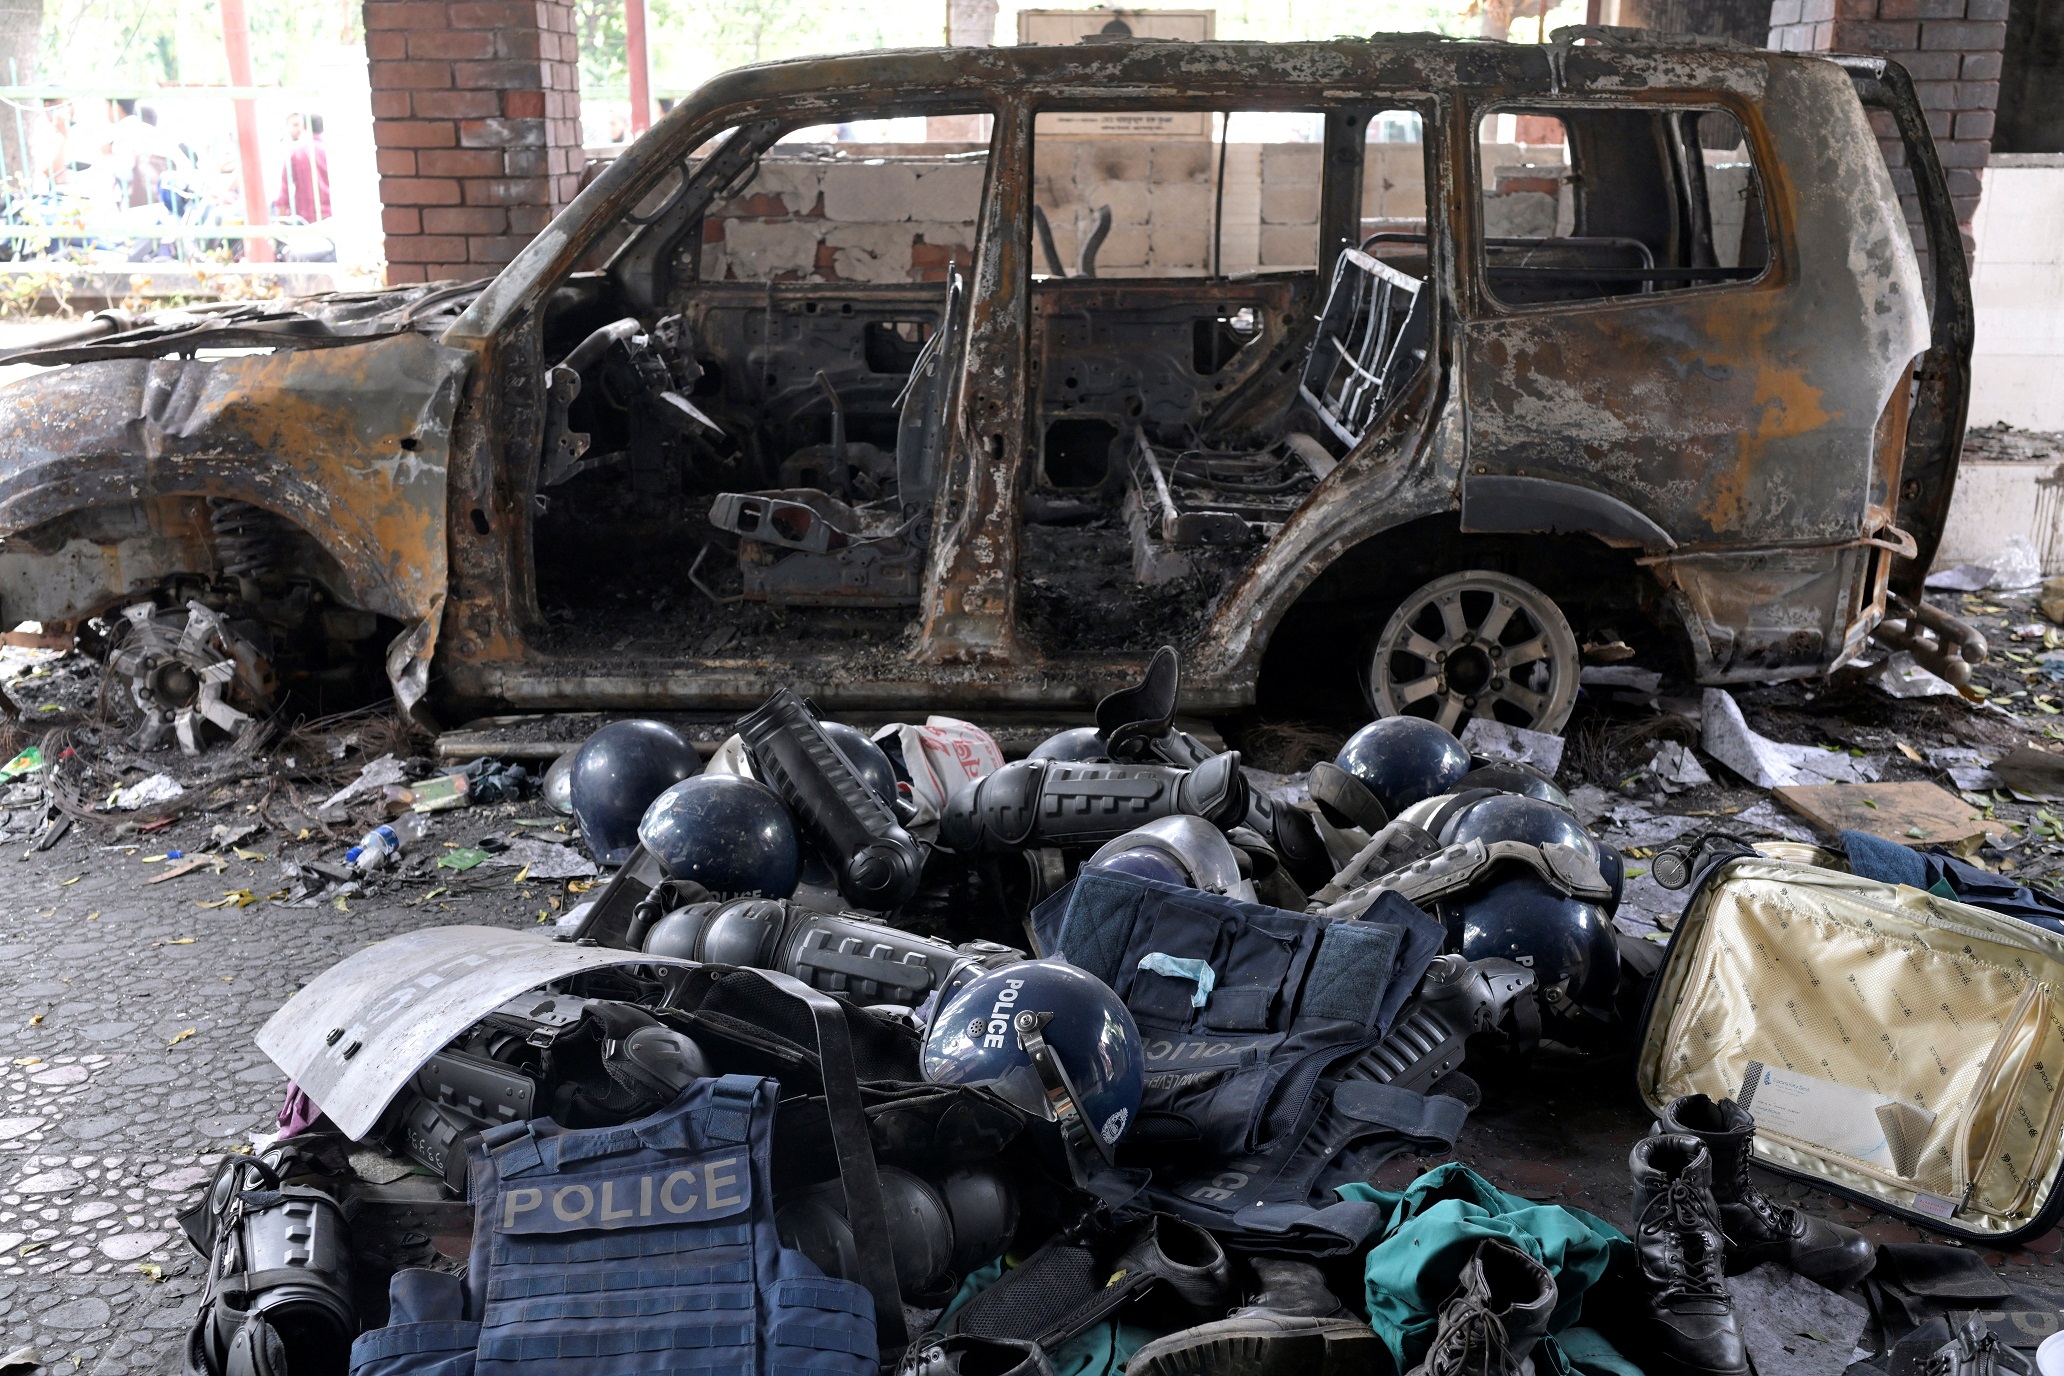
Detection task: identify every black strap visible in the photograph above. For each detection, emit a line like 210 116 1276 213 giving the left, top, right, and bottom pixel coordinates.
750 969 908 1351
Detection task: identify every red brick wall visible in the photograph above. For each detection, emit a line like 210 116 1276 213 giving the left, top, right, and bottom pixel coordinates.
363 0 585 284
1768 0 2003 248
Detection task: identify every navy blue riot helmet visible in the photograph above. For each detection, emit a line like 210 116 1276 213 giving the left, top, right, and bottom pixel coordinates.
1336 718 1472 817
1595 840 1625 916
1442 872 1619 1044
822 721 898 807
570 719 702 865
1459 760 1572 812
638 775 802 899
1027 727 1110 763
923 960 1144 1177
1441 792 1599 862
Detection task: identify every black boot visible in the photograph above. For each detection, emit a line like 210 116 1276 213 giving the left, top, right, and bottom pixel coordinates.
1625 1134 1749 1376
902 1336 1054 1376
1123 1258 1377 1376
1406 1237 1556 1376
1659 1094 1875 1290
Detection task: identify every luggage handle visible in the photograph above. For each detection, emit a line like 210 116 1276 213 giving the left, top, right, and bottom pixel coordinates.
1952 979 2045 1216
741 968 909 1353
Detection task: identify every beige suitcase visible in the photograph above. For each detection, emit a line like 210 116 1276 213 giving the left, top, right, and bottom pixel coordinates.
1635 848 2064 1246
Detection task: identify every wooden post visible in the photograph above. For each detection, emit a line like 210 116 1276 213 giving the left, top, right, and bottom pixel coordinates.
220 0 272 263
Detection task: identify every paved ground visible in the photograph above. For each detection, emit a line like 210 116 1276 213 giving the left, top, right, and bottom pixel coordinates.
0 828 545 1373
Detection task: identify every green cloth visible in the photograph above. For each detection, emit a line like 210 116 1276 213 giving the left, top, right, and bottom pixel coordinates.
1338 1163 1634 1376
940 1258 1158 1376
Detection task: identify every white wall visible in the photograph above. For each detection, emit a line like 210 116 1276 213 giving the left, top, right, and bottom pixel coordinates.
1968 155 2064 433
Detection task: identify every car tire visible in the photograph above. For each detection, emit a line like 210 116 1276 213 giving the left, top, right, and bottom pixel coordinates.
1363 569 1581 734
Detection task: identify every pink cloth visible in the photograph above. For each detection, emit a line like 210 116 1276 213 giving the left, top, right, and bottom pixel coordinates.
276 1082 325 1138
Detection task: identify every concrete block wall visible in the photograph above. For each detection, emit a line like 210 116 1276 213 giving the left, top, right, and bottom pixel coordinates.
694 142 1436 284
363 0 585 283
701 149 987 284
1767 0 2003 248
1966 155 2064 432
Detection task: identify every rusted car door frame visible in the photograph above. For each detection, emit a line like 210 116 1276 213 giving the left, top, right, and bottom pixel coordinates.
1181 89 1462 705
1831 54 1974 599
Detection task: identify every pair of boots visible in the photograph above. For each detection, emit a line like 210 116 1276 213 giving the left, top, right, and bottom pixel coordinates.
1625 1094 1878 1376
1120 1242 1556 1376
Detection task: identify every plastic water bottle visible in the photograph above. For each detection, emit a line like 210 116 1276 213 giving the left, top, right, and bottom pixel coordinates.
347 812 427 874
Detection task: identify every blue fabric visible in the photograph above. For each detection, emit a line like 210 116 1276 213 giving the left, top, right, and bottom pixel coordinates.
1841 829 2064 936
350 1075 876 1376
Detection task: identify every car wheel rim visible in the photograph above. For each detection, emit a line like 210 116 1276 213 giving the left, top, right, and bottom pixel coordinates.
1369 570 1581 734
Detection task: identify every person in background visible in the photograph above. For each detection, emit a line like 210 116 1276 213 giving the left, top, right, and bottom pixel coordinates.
31 99 74 191
607 110 629 144
272 111 332 224
104 97 159 207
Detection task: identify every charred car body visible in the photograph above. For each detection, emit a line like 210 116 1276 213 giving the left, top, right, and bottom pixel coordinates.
0 31 1979 735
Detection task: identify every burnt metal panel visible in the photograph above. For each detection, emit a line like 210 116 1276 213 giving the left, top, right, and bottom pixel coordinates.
0 332 471 707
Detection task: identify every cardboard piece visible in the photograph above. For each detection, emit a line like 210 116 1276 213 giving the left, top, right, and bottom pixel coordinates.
1772 780 1989 847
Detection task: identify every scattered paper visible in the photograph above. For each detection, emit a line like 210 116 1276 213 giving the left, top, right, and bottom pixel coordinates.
1648 740 1713 792
1459 719 1564 777
1728 1261 1870 1376
317 754 406 814
1565 784 1615 829
1927 539 2042 594
481 837 598 879
1700 690 1881 788
1599 803 1705 848
1925 563 1995 593
110 774 183 811
1731 800 1823 844
1870 652 1961 699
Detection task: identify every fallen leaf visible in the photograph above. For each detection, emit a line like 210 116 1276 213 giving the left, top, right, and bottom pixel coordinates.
233 847 266 862
18 1240 47 1255
195 891 255 910
297 828 311 840
333 895 350 912
57 875 79 886
512 864 531 885
1897 741 1925 763
27 1013 42 1026
155 937 197 946
166 1027 196 1047
137 1262 164 1282
13 1057 41 1065
1863 799 1878 809
84 911 99 921
567 879 596 894
421 887 446 901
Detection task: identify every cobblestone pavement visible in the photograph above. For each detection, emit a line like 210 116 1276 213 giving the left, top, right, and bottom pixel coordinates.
6 789 2063 1370
0 826 540 1374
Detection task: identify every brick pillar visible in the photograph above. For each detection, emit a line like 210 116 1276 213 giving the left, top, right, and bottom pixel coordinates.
1768 0 2003 251
364 0 585 284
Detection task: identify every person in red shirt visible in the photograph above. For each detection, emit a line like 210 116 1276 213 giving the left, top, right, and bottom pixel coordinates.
272 112 331 223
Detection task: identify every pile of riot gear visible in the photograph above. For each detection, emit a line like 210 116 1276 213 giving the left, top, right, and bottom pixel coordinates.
177 649 1795 1376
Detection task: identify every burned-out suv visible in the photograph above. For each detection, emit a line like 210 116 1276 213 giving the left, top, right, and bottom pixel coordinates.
0 30 1977 737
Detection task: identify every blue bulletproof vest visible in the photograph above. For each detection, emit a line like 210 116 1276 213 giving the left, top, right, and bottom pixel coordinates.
1040 870 1443 1156
1041 871 1467 1255
349 1074 877 1376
